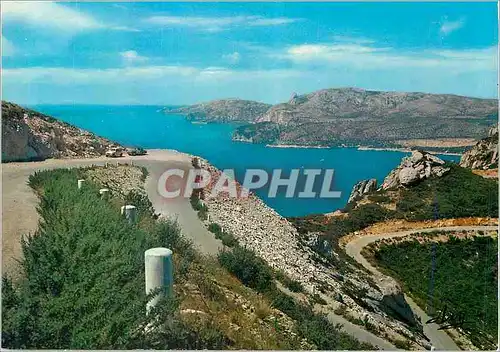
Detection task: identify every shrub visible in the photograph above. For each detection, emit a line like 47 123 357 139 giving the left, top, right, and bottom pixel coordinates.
2 168 224 349
218 246 274 293
208 223 237 247
275 271 304 293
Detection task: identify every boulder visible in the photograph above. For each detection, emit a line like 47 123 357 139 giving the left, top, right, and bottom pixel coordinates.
398 167 419 185
382 150 448 189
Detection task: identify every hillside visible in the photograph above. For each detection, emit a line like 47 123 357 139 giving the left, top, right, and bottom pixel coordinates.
163 99 271 123
1 101 120 162
291 151 498 244
232 88 497 148
369 234 498 349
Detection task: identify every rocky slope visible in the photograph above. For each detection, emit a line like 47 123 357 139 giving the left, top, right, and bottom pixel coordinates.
163 99 271 123
460 124 499 169
195 159 430 349
2 101 120 162
232 88 497 147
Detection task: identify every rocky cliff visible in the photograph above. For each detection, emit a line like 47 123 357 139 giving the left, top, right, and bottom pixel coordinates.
459 124 498 170
233 88 497 148
348 179 377 203
163 99 271 123
2 101 120 162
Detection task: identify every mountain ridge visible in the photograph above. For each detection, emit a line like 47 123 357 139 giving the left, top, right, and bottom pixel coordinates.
163 88 497 149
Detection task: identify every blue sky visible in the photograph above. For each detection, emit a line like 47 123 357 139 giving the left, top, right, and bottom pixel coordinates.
2 2 498 105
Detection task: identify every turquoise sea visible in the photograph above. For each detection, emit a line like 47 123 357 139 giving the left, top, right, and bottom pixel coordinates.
32 105 460 217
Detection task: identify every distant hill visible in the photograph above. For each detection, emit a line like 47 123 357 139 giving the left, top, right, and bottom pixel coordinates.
163 99 272 123
232 88 497 148
1 101 120 162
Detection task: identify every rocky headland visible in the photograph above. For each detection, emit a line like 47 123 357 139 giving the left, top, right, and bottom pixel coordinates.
2 101 121 162
235 88 497 148
163 99 271 123
169 88 497 150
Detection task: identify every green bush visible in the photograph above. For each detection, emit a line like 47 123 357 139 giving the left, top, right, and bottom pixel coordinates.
218 246 274 293
275 271 304 293
208 223 237 247
367 193 391 203
218 246 374 350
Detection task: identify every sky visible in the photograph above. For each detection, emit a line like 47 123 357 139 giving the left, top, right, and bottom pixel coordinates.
1 1 498 105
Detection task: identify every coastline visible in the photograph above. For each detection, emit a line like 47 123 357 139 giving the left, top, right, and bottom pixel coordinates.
265 143 330 149
262 143 463 156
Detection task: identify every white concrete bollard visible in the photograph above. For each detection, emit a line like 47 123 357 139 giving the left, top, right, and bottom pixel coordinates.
77 179 85 189
145 247 173 313
430 346 435 351
99 188 110 199
121 205 137 224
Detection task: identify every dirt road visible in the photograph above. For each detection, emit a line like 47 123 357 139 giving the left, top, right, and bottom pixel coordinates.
2 150 222 277
345 225 498 351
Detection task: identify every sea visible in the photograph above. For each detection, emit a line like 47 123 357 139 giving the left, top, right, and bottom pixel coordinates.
31 105 460 217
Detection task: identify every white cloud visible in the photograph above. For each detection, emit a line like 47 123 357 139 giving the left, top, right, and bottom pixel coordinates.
1 1 137 32
2 1 101 31
2 36 16 56
223 52 241 64
145 15 300 31
439 18 465 36
2 66 303 86
281 43 497 72
120 50 149 64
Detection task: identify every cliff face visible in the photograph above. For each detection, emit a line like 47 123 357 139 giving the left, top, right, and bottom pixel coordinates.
2 101 120 162
459 125 499 170
234 88 498 147
163 99 271 123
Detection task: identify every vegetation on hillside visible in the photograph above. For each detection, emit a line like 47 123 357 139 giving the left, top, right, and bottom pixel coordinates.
217 245 375 350
291 165 497 244
373 236 498 349
395 164 498 220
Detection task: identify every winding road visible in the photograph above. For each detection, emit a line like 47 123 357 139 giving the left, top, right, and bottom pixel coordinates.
344 226 498 351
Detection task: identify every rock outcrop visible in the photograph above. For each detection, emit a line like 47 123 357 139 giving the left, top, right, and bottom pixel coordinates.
2 101 120 162
348 179 377 203
382 151 450 189
460 124 498 170
367 276 418 326
163 99 271 123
